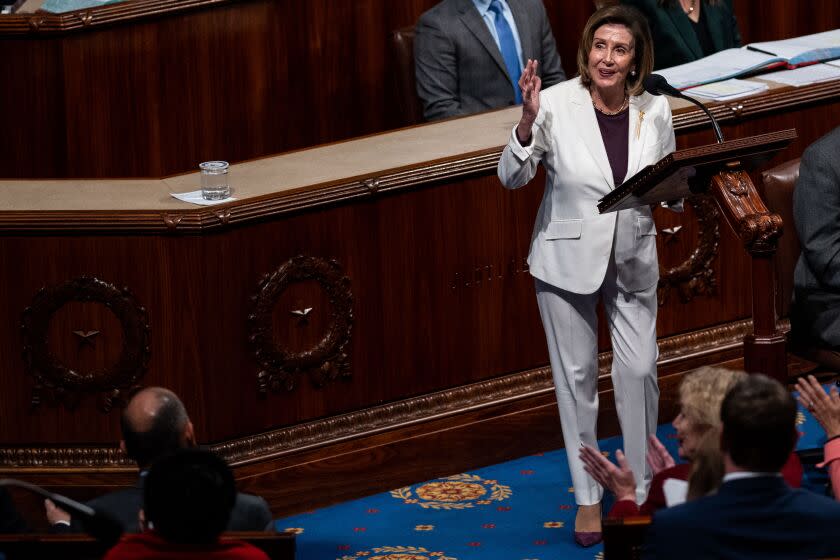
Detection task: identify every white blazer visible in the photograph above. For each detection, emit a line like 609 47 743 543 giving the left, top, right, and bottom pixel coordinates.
498 76 676 294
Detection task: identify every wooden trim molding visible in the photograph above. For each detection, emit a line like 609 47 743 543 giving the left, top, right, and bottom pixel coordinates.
0 0 237 35
0 317 752 472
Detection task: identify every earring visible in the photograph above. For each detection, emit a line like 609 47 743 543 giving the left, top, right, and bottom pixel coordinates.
630 69 637 77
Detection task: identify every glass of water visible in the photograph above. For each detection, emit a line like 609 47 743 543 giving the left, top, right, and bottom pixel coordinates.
200 161 230 200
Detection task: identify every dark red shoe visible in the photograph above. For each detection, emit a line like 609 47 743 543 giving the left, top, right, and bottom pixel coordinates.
574 531 603 547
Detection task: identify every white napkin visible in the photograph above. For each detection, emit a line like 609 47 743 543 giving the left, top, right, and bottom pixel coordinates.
170 190 237 206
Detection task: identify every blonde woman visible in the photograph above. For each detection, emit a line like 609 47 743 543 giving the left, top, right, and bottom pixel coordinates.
580 366 803 517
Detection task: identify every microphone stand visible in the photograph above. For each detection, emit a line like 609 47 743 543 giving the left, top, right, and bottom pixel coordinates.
644 74 725 144
677 94 725 144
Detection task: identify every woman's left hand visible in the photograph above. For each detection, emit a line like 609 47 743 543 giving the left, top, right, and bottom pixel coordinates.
580 445 637 502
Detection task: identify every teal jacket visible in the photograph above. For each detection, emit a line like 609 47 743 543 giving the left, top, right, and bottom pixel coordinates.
622 0 741 70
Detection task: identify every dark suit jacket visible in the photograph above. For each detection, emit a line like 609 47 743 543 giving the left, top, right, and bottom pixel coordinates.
59 479 273 534
644 476 840 560
414 0 565 120
0 488 27 534
622 0 741 70
792 126 840 348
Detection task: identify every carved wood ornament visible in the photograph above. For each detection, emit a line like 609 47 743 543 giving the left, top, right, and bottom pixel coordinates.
1 317 753 469
249 256 353 393
657 196 720 305
20 277 150 412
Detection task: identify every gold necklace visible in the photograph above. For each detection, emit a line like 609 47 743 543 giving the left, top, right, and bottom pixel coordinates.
591 92 628 116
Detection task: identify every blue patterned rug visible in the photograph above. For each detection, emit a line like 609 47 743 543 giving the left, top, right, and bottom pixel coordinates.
276 391 830 560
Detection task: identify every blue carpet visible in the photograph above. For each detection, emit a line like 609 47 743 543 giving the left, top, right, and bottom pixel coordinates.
276 389 831 560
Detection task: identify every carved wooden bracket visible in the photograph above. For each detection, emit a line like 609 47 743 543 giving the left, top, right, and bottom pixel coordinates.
658 195 720 305
20 277 151 412
710 169 782 255
249 256 353 393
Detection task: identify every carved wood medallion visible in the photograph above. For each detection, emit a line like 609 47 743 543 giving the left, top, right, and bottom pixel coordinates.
249 256 353 393
656 195 720 305
20 277 150 412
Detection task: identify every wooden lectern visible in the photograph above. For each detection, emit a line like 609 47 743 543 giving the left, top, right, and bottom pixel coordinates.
599 130 797 382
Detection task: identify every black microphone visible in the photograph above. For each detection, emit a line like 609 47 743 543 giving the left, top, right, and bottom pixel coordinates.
0 478 123 546
643 74 724 144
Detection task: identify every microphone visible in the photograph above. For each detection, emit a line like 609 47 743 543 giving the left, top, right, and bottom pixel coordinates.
643 74 724 144
0 478 123 546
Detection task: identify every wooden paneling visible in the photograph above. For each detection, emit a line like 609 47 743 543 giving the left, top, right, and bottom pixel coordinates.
2 0 837 178
1 0 838 517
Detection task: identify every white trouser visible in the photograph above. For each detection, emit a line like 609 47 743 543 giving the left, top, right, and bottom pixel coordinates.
535 257 659 506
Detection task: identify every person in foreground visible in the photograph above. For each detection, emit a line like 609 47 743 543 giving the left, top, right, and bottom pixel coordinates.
414 0 565 120
622 0 741 70
796 374 840 498
580 366 802 517
46 387 272 533
104 449 269 560
644 374 840 560
497 5 678 546
0 487 27 534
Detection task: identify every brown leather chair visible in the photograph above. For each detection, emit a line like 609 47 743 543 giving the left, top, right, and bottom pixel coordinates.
390 25 424 126
760 159 840 372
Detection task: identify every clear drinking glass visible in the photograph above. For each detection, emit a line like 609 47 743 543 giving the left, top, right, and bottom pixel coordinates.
200 161 230 200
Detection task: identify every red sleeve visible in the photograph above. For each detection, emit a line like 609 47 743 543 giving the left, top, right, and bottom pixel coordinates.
781 451 803 488
608 499 641 518
608 464 691 518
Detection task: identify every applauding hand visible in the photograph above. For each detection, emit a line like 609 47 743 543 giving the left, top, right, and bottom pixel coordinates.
579 445 637 502
646 434 676 476
796 375 840 439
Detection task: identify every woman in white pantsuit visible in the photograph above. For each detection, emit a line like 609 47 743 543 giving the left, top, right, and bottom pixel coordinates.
497 5 679 547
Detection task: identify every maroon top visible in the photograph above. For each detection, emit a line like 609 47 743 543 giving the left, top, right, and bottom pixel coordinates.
594 108 629 187
103 532 270 560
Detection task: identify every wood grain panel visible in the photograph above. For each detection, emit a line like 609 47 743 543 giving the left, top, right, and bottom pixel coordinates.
2 1 836 178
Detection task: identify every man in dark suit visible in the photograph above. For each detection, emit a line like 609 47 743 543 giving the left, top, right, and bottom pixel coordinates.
792 126 840 350
0 488 27 534
414 0 565 121
46 387 273 533
644 374 840 560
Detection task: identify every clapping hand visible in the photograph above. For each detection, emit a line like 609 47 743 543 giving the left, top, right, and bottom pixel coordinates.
579 445 637 502
516 59 541 144
646 434 676 475
796 375 840 439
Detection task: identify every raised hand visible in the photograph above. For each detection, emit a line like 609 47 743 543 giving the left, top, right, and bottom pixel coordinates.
580 445 637 502
796 375 840 439
646 434 676 475
516 59 541 144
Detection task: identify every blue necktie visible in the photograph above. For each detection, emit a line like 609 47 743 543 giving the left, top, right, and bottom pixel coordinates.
488 0 522 104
